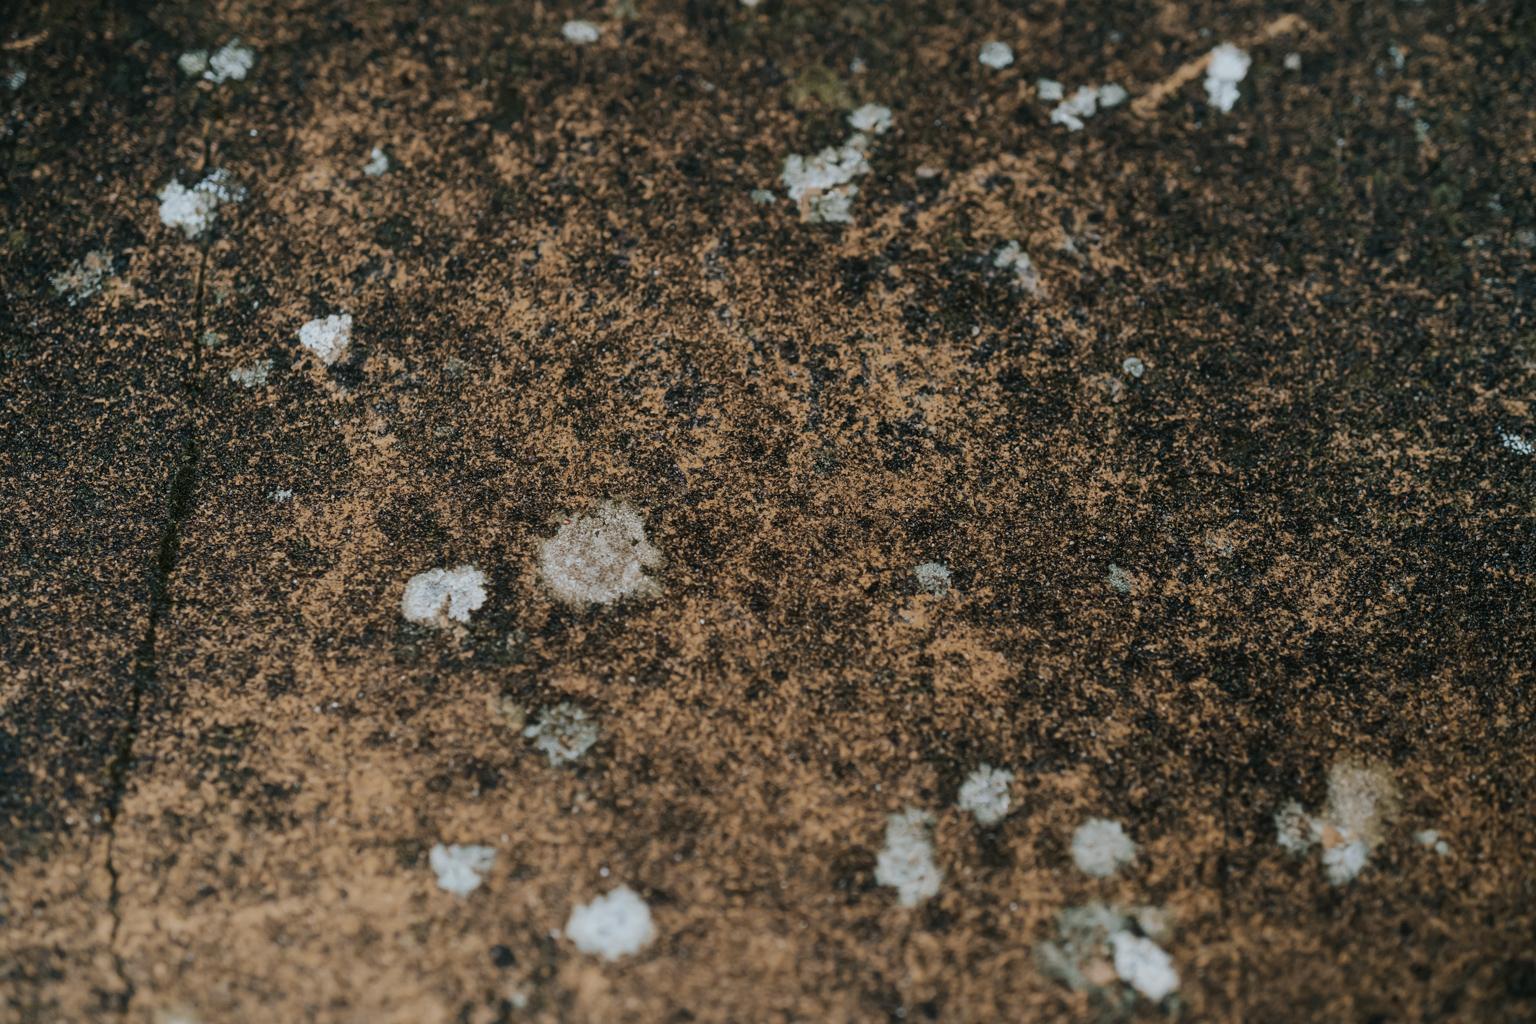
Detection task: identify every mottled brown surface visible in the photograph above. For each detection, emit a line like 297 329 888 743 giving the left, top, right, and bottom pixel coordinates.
3 2 1535 1022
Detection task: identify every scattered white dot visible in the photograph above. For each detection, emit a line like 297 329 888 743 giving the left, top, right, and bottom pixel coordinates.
1284 52 1303 72
1110 931 1180 1002
177 51 209 77
1037 79 1064 102
157 170 244 239
401 565 488 628
1274 760 1398 884
523 703 600 766
430 843 496 896
875 807 942 906
957 765 1013 826
913 561 951 596
1204 43 1252 113
566 886 656 960
847 103 893 136
1071 818 1137 878
1122 356 1145 379
228 358 272 389
297 313 353 366
1499 430 1534 456
5 68 26 91
978 41 1014 70
1413 829 1451 856
1107 563 1132 594
363 146 390 177
562 20 601 45
271 488 293 503
538 500 662 607
749 188 777 205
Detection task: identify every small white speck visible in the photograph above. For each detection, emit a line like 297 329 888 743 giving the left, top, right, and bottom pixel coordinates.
875 807 942 906
297 313 353 366
363 146 390 177
781 137 872 224
847 103 893 136
1107 563 1132 594
566 886 656 960
1284 52 1303 71
1204 43 1251 113
523 703 600 766
1414 829 1451 856
1388 44 1406 70
1499 430 1534 456
5 69 26 91
1122 356 1145 378
978 41 1014 70
913 561 951 596
1071 818 1137 877
1037 79 1064 102
271 488 293 503
430 843 496 896
1111 931 1179 1001
562 20 601 45
204 39 255 84
401 565 488 627
957 765 1013 825
1050 86 1099 131
750 188 777 205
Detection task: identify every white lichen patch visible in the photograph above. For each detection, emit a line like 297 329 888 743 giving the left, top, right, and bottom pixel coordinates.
178 51 209 77
874 807 942 906
1107 563 1132 594
781 136 872 224
1071 818 1137 877
1038 902 1178 1005
1414 829 1451 857
847 103 893 135
1050 85 1100 131
562 20 601 45
538 500 662 607
978 41 1014 70
297 313 353 366
1274 760 1399 884
401 565 488 628
228 358 272 389
1098 83 1129 108
50 249 113 306
566 886 656 960
993 240 1040 293
430 843 496 896
1122 356 1146 379
204 39 255 83
913 561 951 596
523 703 600 766
1110 932 1180 1002
157 170 244 239
363 146 390 177
7 68 27 92
957 765 1013 826
1205 43 1252 113
1038 79 1065 102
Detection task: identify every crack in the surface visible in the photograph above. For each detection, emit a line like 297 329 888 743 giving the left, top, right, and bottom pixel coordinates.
99 118 216 1014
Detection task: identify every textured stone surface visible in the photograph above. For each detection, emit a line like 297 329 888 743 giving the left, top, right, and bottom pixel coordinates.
3 2 1535 1021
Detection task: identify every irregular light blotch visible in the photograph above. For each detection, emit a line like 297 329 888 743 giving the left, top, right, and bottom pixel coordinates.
1274 760 1399 884
1071 817 1137 877
523 703 599 766
430 843 495 896
538 500 661 607
957 765 1013 825
874 807 942 906
566 886 656 960
401 565 488 627
158 170 244 239
914 561 952 596
297 313 353 366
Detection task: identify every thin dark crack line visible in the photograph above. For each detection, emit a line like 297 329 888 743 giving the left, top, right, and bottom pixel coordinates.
99 106 217 1016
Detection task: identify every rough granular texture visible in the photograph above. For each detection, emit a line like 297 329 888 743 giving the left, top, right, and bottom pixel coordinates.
2 2 1534 1023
